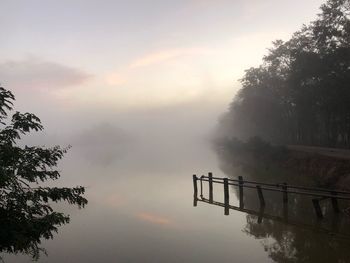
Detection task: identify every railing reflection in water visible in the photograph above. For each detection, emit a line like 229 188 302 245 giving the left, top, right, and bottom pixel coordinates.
193 173 350 240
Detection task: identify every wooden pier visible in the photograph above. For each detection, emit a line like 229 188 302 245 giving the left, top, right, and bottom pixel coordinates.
193 173 350 219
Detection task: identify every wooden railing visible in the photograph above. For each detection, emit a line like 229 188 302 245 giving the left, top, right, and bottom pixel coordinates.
192 173 350 218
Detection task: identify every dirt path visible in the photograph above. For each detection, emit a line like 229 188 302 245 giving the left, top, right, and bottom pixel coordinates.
287 145 350 160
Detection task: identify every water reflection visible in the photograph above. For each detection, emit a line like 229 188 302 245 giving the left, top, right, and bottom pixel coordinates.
205 144 350 263
243 214 350 263
194 193 350 239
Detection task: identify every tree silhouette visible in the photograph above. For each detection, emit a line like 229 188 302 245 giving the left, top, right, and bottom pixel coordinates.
0 86 87 260
219 0 350 148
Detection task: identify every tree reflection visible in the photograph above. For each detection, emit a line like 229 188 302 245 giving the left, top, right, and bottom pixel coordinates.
211 143 350 263
244 215 350 263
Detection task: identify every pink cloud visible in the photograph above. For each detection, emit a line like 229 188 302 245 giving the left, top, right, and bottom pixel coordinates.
129 47 211 69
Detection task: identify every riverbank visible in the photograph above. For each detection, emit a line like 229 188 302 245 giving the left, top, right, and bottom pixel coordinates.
286 146 350 190
214 137 350 190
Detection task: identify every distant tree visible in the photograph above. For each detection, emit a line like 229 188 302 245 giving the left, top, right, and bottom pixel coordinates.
219 0 350 148
0 86 87 260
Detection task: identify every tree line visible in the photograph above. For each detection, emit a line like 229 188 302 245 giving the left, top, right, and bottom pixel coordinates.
219 0 350 148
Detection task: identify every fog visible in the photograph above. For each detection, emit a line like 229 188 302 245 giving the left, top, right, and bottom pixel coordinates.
14 90 229 184
5 0 348 262
4 84 257 263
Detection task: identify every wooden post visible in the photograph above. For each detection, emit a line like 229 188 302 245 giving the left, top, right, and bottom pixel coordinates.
258 206 265 224
280 183 288 220
312 199 323 219
283 203 289 221
282 183 288 204
238 176 244 209
331 212 341 232
208 172 213 203
224 178 230 215
331 191 340 213
256 185 265 207
200 175 204 198
193 174 198 197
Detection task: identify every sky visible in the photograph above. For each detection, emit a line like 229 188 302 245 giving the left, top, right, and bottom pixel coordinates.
0 0 325 136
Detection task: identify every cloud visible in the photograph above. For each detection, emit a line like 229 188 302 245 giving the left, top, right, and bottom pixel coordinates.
128 47 211 69
94 32 289 111
103 46 212 88
137 212 172 226
0 58 91 91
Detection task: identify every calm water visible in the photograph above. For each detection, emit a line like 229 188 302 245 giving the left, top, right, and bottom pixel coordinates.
3 138 350 262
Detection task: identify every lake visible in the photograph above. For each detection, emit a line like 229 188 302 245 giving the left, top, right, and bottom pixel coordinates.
3 136 350 263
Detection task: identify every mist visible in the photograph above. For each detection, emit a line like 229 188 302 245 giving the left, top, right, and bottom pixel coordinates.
4 0 350 262
15 92 227 178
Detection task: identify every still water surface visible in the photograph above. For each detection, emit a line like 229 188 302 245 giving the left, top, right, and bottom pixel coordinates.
4 139 350 262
